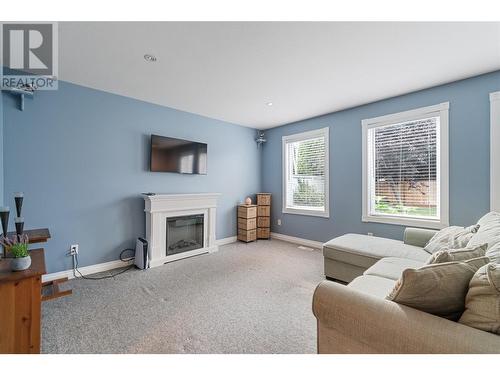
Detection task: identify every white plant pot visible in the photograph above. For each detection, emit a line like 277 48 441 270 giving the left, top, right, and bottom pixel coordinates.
11 255 31 271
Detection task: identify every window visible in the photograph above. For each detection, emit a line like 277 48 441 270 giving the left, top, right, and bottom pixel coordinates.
282 127 329 217
362 103 449 229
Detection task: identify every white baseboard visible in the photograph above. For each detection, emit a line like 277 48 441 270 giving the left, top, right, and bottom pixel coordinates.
42 269 74 283
43 236 238 282
42 258 134 282
270 232 323 249
215 236 237 246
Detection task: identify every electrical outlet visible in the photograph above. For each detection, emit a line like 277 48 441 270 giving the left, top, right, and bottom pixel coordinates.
70 244 79 255
277 219 282 226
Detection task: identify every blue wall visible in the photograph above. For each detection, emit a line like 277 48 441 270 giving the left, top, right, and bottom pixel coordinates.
262 71 500 243
3 70 499 273
0 91 3 206
2 82 260 273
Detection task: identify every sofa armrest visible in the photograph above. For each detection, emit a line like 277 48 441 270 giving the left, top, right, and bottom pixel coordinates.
403 227 437 247
312 280 500 353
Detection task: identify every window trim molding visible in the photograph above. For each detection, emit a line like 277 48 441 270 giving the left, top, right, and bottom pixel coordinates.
282 127 330 218
491 91 500 211
361 102 449 229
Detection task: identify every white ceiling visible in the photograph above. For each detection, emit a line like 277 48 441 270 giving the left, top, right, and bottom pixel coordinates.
55 22 500 129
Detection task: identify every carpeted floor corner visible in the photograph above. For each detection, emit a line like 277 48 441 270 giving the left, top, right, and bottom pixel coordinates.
41 239 324 353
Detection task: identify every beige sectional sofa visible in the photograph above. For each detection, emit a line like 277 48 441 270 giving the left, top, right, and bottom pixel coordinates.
322 228 436 282
313 216 500 353
313 278 500 353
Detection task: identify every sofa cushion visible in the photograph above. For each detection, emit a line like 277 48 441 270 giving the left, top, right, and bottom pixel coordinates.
424 225 480 254
467 211 500 252
459 263 500 334
425 244 488 265
348 275 397 299
486 243 500 263
323 234 430 269
363 257 425 280
386 257 489 319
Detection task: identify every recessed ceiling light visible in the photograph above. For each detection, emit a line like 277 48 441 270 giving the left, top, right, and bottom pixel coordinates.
266 102 273 106
144 54 157 62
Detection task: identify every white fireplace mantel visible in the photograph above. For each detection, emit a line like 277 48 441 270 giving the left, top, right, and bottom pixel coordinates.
144 193 221 268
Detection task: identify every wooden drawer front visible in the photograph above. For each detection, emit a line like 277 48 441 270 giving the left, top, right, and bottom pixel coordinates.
257 228 270 239
238 229 256 242
238 218 256 230
257 206 270 217
257 194 271 206
257 217 270 228
238 205 257 219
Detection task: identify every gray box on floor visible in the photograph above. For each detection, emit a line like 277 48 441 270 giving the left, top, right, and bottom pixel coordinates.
135 237 149 269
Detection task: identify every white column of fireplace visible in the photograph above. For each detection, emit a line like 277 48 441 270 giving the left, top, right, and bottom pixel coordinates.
144 193 221 268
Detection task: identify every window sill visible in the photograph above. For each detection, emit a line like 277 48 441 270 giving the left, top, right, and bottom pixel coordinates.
283 207 330 218
362 214 448 229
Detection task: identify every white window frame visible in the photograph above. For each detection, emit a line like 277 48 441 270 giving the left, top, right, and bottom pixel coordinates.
282 127 330 218
490 91 500 211
362 102 449 229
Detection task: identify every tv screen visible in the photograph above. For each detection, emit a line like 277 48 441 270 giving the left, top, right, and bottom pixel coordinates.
150 135 207 174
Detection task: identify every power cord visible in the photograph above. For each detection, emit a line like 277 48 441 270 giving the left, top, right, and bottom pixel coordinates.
72 248 135 280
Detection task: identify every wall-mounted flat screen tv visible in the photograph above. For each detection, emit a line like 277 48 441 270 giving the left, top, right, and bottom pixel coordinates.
150 134 207 174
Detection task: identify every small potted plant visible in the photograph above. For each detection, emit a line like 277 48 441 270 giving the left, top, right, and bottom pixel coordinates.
0 234 31 271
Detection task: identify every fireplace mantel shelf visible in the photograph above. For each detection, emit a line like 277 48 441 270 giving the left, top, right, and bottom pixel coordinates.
144 193 221 213
144 193 221 201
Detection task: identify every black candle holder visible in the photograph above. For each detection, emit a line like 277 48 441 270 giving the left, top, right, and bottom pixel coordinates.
15 217 24 238
0 207 9 238
0 207 9 260
14 192 24 218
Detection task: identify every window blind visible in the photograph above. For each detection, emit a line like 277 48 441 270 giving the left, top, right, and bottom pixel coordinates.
369 116 439 219
285 136 326 210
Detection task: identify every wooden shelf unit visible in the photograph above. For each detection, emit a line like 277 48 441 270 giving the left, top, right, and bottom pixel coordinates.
0 228 72 354
257 193 271 239
5 228 51 244
0 249 45 353
237 204 257 242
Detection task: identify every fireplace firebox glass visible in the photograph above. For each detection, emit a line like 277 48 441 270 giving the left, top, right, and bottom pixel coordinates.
166 214 204 256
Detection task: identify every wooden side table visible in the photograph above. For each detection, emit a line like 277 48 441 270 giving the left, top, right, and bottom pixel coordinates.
0 228 71 353
0 249 46 353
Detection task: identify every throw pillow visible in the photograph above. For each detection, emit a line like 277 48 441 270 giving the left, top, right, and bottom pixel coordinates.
425 244 488 265
448 224 480 249
386 257 489 319
459 263 500 334
467 211 500 253
424 225 480 254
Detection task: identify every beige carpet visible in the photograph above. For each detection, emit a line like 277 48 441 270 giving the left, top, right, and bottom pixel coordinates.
41 239 324 353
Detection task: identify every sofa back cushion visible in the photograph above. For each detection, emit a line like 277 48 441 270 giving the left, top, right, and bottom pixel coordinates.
386 257 489 319
424 225 479 254
467 211 500 262
485 243 500 263
459 263 500 334
425 244 487 265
